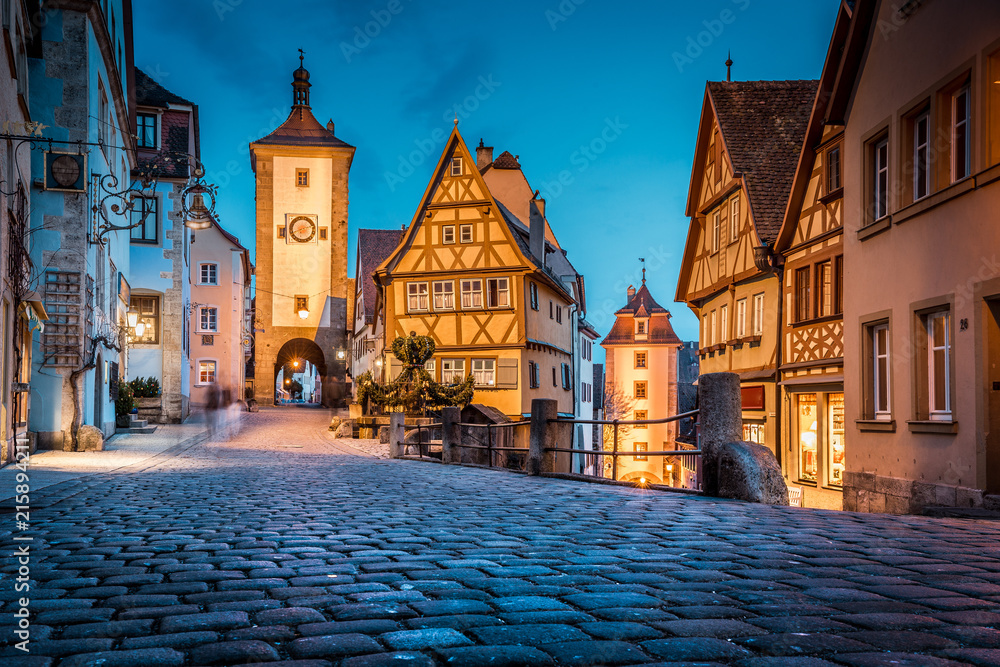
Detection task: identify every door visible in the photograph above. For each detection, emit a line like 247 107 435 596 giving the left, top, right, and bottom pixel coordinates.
986 299 1000 494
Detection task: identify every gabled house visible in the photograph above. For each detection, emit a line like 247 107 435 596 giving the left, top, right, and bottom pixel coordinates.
374 124 579 420
677 78 816 463
349 228 403 388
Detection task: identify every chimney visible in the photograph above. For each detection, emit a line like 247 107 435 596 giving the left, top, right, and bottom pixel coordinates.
627 285 636 300
529 197 546 266
476 139 493 169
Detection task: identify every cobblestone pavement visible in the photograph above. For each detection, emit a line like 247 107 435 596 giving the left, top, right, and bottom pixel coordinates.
3 407 1000 666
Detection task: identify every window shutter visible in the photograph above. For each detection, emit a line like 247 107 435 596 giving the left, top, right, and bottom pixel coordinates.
497 358 518 389
389 358 403 381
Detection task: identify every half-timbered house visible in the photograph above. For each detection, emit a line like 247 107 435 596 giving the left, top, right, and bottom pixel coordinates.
349 229 403 390
375 124 580 418
677 78 817 459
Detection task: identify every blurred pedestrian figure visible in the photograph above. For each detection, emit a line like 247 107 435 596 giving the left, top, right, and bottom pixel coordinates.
206 382 221 437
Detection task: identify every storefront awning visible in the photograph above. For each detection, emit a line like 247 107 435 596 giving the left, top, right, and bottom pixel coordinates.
779 375 844 387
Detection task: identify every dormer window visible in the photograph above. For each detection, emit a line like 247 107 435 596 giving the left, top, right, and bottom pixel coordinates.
636 319 646 334
451 157 463 176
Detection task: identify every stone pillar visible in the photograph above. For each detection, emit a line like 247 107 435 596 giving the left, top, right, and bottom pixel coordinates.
698 372 743 496
388 412 405 459
441 407 460 464
527 399 558 476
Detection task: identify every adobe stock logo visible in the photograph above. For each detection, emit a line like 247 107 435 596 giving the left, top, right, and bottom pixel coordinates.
672 0 752 73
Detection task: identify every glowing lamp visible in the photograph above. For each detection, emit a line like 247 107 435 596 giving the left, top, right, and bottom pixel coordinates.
639 477 647 485
293 360 299 368
184 193 213 230
134 322 146 338
298 308 309 319
127 306 139 329
375 357 383 367
336 348 346 360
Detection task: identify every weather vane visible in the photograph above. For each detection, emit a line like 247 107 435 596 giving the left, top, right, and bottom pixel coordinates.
639 257 646 284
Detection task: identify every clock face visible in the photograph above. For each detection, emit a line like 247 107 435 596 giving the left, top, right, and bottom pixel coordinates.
289 216 316 243
51 155 81 188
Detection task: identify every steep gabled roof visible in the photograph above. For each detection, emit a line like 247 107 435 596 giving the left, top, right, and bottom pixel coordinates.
707 80 818 244
615 283 669 316
356 229 403 325
135 69 193 108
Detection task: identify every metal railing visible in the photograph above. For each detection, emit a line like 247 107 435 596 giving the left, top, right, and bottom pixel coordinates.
401 422 441 459
453 421 530 469
548 409 701 487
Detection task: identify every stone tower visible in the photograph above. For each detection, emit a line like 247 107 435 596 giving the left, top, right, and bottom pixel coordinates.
250 56 355 406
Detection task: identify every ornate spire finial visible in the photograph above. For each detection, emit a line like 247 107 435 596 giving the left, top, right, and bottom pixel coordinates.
454 114 459 126
299 48 305 66
639 257 646 284
292 50 311 109
726 51 733 82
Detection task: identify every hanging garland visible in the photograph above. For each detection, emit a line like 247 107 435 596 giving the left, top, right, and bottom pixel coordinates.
357 332 476 413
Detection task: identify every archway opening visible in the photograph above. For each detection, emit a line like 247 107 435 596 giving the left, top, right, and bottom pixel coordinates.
274 338 328 406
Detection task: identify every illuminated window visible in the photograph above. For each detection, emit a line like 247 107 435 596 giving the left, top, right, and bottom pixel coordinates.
796 393 818 483
133 296 159 344
817 261 833 317
634 410 647 428
633 442 648 461
198 360 216 385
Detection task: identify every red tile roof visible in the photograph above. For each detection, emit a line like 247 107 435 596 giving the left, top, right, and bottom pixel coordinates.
708 80 817 244
601 284 681 346
254 106 353 149
357 229 403 324
491 151 521 169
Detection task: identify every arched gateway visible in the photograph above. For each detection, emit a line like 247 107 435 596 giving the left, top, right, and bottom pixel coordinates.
250 55 355 407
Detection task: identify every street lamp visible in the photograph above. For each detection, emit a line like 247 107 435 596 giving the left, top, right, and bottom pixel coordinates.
181 165 217 231
298 306 309 319
134 321 146 338
293 360 299 368
127 306 139 329
336 348 346 361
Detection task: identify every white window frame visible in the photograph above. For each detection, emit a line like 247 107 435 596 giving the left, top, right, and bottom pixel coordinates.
442 225 456 245
729 196 739 243
635 318 647 335
952 86 971 182
472 358 495 386
451 156 463 176
432 281 454 310
720 304 728 344
874 137 889 220
709 309 717 346
487 277 509 308
736 298 747 338
926 311 952 421
442 358 465 384
914 111 930 201
199 263 218 286
752 293 765 336
872 323 891 420
198 306 218 333
460 224 473 243
197 360 217 386
461 279 482 309
711 211 720 253
407 282 429 312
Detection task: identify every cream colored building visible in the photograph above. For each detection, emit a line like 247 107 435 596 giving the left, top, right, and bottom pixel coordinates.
602 278 687 486
188 219 252 406
250 57 354 406
834 0 1000 512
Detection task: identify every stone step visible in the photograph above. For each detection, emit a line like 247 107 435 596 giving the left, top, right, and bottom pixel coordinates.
115 425 157 435
128 415 149 428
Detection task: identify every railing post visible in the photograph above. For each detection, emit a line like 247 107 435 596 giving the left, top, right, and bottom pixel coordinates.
527 398 558 476
487 423 493 467
389 412 405 459
612 420 619 481
698 372 743 496
441 407 460 464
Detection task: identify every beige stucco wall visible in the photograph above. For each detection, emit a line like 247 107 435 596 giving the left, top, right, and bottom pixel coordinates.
843 0 1000 497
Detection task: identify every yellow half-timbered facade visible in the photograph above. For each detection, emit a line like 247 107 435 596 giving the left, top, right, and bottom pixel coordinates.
375 124 578 418
677 80 817 460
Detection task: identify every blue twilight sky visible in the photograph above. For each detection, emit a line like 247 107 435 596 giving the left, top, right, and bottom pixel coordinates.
132 0 835 353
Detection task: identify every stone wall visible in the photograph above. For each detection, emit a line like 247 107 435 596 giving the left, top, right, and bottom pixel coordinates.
843 471 1000 515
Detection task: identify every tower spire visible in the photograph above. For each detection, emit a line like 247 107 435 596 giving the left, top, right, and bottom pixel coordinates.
292 49 311 109
725 51 733 82
639 257 646 284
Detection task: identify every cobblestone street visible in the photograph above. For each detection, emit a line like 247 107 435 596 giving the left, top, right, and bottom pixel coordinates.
3 408 1000 666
